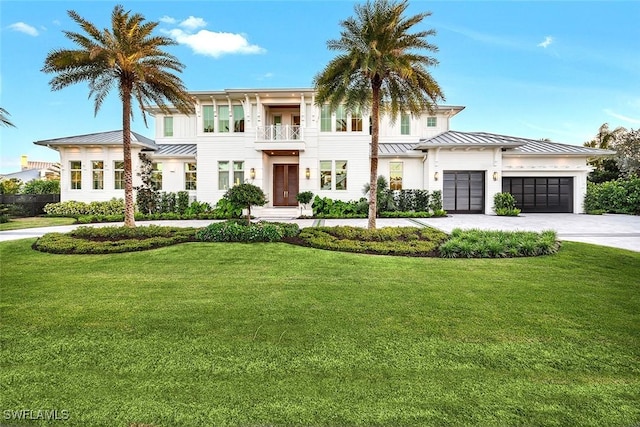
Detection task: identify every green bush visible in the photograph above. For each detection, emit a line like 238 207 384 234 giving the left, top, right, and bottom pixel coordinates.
177 191 190 215
584 176 640 215
429 190 443 212
296 191 314 205
44 198 125 217
493 192 521 216
196 220 300 243
21 179 60 194
296 226 448 256
32 225 198 254
438 229 560 258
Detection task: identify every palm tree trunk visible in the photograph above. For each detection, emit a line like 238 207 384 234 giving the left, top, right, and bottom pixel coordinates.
122 85 136 227
368 81 381 229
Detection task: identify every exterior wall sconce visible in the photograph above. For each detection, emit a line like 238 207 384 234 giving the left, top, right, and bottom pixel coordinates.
493 171 498 181
305 167 310 179
250 168 256 180
434 171 439 181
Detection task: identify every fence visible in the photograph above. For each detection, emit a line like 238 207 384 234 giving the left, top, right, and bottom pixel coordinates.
0 194 60 216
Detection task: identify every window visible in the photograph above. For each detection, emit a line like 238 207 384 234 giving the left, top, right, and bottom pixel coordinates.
70 161 82 190
390 161 403 190
320 105 331 132
427 116 437 127
151 163 162 191
233 105 244 132
114 161 124 190
203 105 214 132
218 105 229 133
233 161 244 186
320 160 348 191
164 117 173 137
185 162 196 190
335 161 347 190
320 161 332 190
336 105 347 132
218 161 229 190
401 114 410 135
351 109 363 132
92 161 104 190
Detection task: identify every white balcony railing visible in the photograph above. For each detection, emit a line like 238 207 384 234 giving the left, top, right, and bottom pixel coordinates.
256 125 302 141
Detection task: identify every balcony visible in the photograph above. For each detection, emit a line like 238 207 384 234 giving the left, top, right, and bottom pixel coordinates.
254 125 305 152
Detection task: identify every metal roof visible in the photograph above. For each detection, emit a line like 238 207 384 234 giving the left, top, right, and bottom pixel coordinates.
379 143 423 156
414 131 615 156
34 130 157 150
150 144 197 157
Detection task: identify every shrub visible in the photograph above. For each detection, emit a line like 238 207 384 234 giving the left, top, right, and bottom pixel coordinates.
296 191 314 205
584 176 640 215
21 179 60 194
196 220 299 243
224 183 267 224
44 199 125 217
493 192 521 216
177 191 190 215
0 178 22 195
159 192 177 214
429 190 443 212
438 229 560 258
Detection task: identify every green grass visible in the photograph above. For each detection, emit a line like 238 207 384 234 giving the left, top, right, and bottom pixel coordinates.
0 216 76 231
1 239 639 426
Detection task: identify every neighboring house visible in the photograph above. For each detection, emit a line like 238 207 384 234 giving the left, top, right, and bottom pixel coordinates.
0 156 60 183
34 87 614 214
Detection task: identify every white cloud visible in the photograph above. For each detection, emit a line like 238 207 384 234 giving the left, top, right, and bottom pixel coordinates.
167 28 266 58
179 16 207 31
604 109 640 125
537 36 553 48
8 22 39 37
159 16 176 24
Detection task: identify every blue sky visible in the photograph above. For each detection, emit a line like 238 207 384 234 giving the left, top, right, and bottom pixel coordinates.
1 0 639 173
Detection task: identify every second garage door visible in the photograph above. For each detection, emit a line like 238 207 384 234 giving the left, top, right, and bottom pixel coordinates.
502 177 573 213
443 171 485 214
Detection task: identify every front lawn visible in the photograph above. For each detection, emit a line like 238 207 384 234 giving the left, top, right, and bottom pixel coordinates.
1 240 639 426
0 216 76 231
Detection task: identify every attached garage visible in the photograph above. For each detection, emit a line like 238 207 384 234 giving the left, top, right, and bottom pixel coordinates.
443 171 485 214
502 177 573 213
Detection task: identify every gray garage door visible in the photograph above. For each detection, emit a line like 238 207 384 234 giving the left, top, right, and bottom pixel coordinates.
443 171 485 214
502 177 573 213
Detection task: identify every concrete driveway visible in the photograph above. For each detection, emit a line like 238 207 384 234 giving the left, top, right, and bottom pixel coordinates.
1 214 639 252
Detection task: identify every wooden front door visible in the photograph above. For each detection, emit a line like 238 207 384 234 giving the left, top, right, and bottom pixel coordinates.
273 164 299 206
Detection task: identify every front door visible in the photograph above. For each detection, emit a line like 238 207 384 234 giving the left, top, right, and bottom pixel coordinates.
273 164 299 206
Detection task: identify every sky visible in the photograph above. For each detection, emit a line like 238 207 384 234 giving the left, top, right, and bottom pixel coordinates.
1 0 639 173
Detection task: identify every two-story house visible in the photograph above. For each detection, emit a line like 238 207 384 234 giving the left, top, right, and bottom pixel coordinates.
35 87 613 214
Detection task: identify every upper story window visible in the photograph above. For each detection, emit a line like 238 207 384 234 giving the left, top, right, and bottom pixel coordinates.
114 161 124 190
203 105 214 132
92 161 104 190
185 162 196 190
163 117 173 137
218 105 229 133
336 106 347 132
401 114 410 135
351 109 363 132
70 161 82 190
427 116 437 127
390 161 403 190
233 105 244 132
320 105 331 132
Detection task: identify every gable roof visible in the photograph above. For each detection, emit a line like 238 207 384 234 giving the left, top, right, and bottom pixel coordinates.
413 131 615 156
34 130 157 150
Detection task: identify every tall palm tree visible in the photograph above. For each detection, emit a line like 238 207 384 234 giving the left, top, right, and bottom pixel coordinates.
584 123 626 177
42 4 193 227
314 0 444 229
1 107 16 127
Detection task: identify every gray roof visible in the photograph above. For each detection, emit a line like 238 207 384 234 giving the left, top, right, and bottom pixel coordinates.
34 130 157 150
379 143 422 156
150 144 197 157
414 131 615 156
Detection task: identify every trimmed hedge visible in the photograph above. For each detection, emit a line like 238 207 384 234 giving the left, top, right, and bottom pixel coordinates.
438 228 560 258
584 177 640 215
296 226 448 256
196 220 300 243
33 225 198 254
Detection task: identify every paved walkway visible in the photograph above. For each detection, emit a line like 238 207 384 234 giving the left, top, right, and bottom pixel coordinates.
1 214 639 252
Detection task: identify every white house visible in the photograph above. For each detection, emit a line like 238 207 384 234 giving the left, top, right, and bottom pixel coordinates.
34 87 613 214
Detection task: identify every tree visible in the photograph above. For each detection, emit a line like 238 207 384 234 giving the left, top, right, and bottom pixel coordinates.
314 0 444 229
224 183 267 225
42 5 193 227
584 123 626 182
0 107 16 127
616 128 640 178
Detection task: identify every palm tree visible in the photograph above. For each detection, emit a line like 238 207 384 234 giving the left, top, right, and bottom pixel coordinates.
42 5 193 227
314 0 444 229
584 123 626 181
1 107 16 127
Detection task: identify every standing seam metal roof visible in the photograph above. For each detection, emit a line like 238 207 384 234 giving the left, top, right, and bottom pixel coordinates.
33 130 157 150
